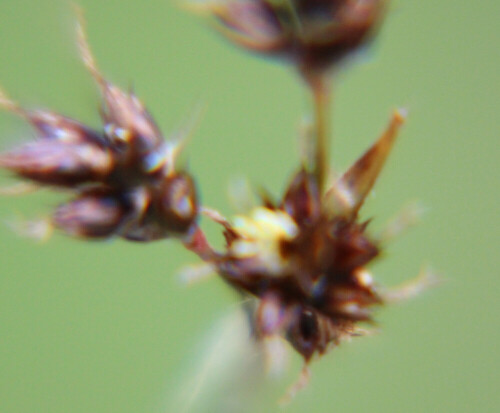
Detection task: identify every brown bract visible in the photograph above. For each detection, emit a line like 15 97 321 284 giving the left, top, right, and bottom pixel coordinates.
192 0 386 77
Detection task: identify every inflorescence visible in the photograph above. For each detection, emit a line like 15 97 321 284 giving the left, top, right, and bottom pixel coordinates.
0 0 436 401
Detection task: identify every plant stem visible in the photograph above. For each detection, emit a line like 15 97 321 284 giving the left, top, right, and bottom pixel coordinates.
310 74 332 193
183 226 215 261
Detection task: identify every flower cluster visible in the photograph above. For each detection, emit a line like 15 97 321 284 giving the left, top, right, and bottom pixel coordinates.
0 2 434 401
0 20 198 242
216 110 404 360
192 0 386 81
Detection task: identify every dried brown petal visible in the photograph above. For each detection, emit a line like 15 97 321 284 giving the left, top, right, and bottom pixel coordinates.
256 292 289 336
0 140 113 186
53 189 132 238
0 86 107 147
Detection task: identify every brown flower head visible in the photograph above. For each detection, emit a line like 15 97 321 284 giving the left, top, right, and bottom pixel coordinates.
184 108 436 400
192 0 386 77
215 111 402 358
0 19 199 242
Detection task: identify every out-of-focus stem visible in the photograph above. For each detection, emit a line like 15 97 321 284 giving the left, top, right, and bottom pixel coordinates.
183 226 216 261
309 74 332 193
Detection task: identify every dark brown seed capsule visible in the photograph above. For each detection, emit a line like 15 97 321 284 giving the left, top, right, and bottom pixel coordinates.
290 0 386 74
158 173 198 234
286 307 321 361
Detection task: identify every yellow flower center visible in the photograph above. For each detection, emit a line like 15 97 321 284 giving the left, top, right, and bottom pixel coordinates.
230 207 298 275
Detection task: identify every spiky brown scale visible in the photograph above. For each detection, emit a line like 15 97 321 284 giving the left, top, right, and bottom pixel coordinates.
53 188 133 238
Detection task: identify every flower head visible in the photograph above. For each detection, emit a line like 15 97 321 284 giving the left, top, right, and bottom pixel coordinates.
192 0 386 77
0 18 199 242
198 109 434 371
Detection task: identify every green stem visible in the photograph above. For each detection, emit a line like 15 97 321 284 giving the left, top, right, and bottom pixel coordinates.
310 75 332 193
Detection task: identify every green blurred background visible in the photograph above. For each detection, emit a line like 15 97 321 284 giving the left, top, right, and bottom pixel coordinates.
0 1 498 412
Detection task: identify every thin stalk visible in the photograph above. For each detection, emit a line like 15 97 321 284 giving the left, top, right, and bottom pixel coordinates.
309 74 332 193
183 226 216 261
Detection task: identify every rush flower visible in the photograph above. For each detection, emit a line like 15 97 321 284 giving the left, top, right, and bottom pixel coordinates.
0 18 198 242
186 109 435 400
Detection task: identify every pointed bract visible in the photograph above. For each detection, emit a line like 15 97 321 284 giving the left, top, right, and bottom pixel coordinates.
325 109 406 219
